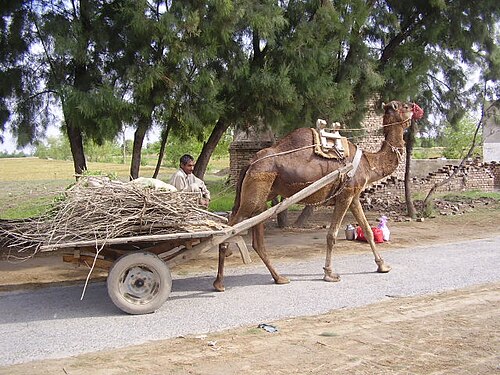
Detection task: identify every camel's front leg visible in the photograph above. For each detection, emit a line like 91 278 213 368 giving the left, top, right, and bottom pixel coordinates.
324 195 353 282
252 223 289 285
350 198 391 273
213 243 229 292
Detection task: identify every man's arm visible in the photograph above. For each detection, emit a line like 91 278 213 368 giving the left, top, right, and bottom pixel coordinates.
169 170 187 191
194 175 210 200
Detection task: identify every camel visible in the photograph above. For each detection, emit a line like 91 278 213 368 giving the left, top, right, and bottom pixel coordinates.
213 100 423 292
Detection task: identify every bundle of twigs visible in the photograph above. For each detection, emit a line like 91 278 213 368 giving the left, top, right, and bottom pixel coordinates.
0 177 228 258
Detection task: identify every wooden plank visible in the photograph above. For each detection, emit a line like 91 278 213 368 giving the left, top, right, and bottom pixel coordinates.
39 230 226 252
62 254 114 271
230 235 252 264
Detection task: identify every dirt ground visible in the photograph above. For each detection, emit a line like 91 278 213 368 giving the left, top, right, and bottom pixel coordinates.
1 203 500 374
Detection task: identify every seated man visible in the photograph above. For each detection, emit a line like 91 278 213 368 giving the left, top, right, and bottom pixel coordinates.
169 154 210 207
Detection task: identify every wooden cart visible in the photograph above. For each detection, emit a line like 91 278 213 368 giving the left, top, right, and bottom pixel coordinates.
40 164 353 314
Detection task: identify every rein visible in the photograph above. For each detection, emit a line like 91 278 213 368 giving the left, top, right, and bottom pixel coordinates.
340 116 412 131
381 116 412 128
247 144 315 168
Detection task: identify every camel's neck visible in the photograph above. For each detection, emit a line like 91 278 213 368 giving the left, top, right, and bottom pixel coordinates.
363 125 405 183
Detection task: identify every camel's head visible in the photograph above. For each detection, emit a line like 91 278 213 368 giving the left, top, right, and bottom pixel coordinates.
382 101 424 128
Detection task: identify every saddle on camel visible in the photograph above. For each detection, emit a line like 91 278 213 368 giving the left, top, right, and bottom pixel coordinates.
213 100 424 292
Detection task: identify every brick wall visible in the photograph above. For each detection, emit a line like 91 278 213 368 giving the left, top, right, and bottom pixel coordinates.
361 160 498 203
357 98 406 180
229 140 274 185
488 161 500 189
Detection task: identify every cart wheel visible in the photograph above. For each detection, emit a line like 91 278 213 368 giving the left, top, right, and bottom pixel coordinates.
107 252 172 315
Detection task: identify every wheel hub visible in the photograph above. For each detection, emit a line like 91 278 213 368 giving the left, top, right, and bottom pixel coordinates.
119 265 161 305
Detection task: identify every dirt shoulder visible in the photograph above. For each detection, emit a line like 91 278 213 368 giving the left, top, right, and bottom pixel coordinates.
2 283 498 375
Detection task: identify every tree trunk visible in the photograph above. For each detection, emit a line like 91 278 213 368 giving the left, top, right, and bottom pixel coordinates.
122 130 126 164
152 126 170 179
129 112 151 180
271 197 288 228
193 118 230 180
294 206 314 227
65 120 87 178
404 120 417 219
64 0 90 179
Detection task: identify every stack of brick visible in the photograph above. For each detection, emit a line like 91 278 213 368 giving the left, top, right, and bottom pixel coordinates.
229 140 275 185
355 98 406 180
360 159 497 205
488 161 500 188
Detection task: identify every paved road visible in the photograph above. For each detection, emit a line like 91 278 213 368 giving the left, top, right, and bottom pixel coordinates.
1 236 499 366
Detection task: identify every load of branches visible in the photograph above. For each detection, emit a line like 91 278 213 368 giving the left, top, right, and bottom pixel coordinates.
0 177 228 258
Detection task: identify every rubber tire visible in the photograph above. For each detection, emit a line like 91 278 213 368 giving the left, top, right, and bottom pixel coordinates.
107 251 172 315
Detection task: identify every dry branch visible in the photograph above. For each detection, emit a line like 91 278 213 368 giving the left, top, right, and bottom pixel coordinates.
0 177 228 258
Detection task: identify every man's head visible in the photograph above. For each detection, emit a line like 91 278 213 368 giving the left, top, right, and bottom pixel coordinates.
180 154 195 175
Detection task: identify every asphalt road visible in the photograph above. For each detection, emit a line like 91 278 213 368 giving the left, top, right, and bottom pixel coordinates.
1 236 499 366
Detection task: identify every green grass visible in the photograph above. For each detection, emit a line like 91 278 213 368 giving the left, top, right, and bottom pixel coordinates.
412 147 445 159
412 190 500 201
0 156 229 182
206 178 235 212
1 196 56 219
440 191 500 201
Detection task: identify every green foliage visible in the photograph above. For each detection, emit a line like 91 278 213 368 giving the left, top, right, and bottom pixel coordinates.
0 151 28 158
34 136 73 160
441 191 500 201
2 0 499 174
145 129 232 168
34 130 231 170
81 170 118 180
442 117 482 159
205 178 235 212
84 139 122 163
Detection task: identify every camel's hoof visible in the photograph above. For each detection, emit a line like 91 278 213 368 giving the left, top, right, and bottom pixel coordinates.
213 280 225 292
323 273 341 282
376 263 392 273
274 276 290 285
224 249 233 258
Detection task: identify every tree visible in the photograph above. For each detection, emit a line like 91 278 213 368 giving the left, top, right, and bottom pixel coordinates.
2 0 499 187
442 116 483 159
0 1 44 148
1 1 128 176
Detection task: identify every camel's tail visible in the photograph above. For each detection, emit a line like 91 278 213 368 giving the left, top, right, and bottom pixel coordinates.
230 164 249 222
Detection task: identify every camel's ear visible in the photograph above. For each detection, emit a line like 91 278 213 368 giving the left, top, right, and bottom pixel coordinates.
381 102 386 110
391 102 398 111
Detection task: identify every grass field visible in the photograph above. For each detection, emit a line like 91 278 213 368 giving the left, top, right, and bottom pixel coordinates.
0 157 234 219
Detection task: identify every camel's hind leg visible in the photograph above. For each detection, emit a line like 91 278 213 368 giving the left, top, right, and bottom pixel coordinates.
349 198 391 273
323 194 354 282
252 222 289 285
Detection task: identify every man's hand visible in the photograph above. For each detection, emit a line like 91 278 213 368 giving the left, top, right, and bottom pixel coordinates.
199 197 210 208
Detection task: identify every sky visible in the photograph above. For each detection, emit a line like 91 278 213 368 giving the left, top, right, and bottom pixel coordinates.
0 124 158 155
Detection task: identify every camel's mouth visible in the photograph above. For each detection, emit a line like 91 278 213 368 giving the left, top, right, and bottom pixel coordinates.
412 103 424 120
